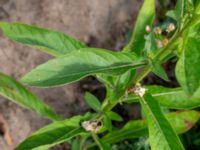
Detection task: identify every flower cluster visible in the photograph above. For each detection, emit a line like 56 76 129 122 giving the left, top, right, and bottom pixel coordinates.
129 85 146 97
145 23 175 49
81 121 101 133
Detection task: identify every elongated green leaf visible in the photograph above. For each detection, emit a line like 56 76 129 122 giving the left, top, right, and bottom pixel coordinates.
144 33 157 58
102 110 199 144
123 85 200 109
71 138 80 150
123 0 155 55
103 114 113 131
84 92 101 112
0 22 119 90
166 0 185 22
151 61 169 81
139 93 184 150
106 111 123 122
21 48 147 87
0 73 61 121
16 114 91 150
0 22 86 57
194 0 200 14
117 69 135 89
166 111 200 134
103 120 147 144
176 29 200 96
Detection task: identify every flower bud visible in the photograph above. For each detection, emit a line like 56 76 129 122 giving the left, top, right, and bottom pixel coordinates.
146 25 151 33
166 23 175 33
82 121 101 133
162 38 169 46
155 27 162 35
130 86 146 97
156 40 163 48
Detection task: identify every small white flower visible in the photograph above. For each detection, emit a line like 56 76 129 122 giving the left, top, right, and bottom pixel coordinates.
82 121 101 133
146 25 151 33
166 23 175 33
162 38 169 46
155 27 162 35
156 40 163 48
131 86 146 97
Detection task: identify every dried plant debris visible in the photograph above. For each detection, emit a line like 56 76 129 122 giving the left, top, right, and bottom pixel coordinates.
0 113 13 145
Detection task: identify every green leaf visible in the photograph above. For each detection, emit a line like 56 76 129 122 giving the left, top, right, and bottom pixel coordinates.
116 69 136 89
84 92 101 112
176 24 200 96
0 73 61 121
71 138 80 150
139 93 184 150
144 33 157 58
0 22 86 57
123 85 200 109
166 110 200 134
0 22 123 89
106 111 123 122
103 115 112 131
151 61 169 81
194 0 200 14
21 48 147 87
0 22 118 90
102 120 147 144
96 74 118 88
166 0 185 22
16 114 91 150
123 0 155 55
102 110 199 144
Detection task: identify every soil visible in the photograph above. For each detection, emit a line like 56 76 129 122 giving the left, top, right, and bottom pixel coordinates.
0 0 142 149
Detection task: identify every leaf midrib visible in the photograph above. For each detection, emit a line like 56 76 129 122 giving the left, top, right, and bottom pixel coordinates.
141 96 175 149
124 89 182 101
23 60 147 84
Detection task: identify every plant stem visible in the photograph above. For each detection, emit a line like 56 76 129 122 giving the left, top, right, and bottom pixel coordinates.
91 133 103 150
130 66 151 86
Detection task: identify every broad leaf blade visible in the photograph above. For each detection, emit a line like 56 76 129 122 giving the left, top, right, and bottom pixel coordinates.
0 22 86 57
16 114 91 150
139 93 184 150
176 35 200 96
0 73 61 121
106 111 123 122
151 61 169 81
71 138 80 150
0 22 119 90
102 110 199 144
21 48 147 87
194 0 200 14
123 0 155 55
166 110 200 134
84 92 101 112
166 0 185 23
102 120 147 144
103 114 113 131
144 33 157 58
124 85 200 109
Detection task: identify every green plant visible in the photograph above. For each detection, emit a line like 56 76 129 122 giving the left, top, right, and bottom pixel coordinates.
0 0 200 149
